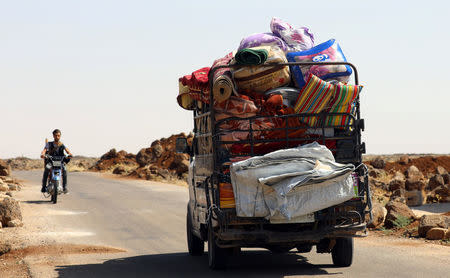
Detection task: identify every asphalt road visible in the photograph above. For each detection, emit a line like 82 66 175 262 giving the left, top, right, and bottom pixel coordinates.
13 171 450 278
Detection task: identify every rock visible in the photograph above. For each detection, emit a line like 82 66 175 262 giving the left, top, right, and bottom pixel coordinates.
152 143 163 158
7 184 18 191
100 149 117 160
436 166 448 176
368 202 386 228
0 243 11 255
399 155 409 165
0 197 22 227
384 201 416 228
7 219 23 227
425 227 447 240
0 159 11 176
389 179 405 191
136 148 154 167
4 177 14 184
5 192 12 197
372 158 385 169
112 166 126 175
428 175 445 190
418 215 450 237
446 230 450 240
405 190 426 207
442 173 450 184
434 184 450 198
405 179 425 191
390 196 407 204
0 220 2 228
369 168 386 179
391 188 406 198
393 171 405 181
406 165 423 181
0 183 8 192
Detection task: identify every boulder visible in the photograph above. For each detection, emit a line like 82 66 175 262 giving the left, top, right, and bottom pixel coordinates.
100 148 117 160
0 243 11 255
425 228 447 240
418 215 450 237
399 155 410 165
405 179 425 191
7 184 18 191
436 166 448 176
7 219 23 227
369 168 386 179
393 171 405 181
0 197 22 227
389 179 405 191
0 159 11 176
136 148 155 167
406 165 423 181
372 158 385 169
405 190 426 207
152 143 163 158
0 183 8 192
112 166 126 175
391 188 406 198
368 202 387 228
428 175 444 190
384 201 416 228
434 185 450 198
5 192 12 197
443 173 450 184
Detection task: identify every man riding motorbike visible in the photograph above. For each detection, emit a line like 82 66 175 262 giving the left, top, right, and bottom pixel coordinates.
40 129 73 193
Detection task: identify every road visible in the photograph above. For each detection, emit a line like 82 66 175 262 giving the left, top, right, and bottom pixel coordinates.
12 171 450 278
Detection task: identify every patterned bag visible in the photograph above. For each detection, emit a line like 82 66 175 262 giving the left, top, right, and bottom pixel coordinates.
286 39 352 88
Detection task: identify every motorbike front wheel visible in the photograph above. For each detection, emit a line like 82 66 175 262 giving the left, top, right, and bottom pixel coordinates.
50 182 58 204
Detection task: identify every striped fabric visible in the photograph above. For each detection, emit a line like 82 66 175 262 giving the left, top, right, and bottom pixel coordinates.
325 83 362 127
294 74 334 126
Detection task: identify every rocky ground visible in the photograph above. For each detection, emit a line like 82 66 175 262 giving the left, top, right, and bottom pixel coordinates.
7 156 98 172
363 154 450 243
90 133 192 185
1 157 27 276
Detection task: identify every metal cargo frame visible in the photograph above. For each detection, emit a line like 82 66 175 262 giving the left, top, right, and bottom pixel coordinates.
191 61 372 246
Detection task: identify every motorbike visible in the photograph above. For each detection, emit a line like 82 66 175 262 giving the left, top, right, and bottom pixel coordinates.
44 154 70 204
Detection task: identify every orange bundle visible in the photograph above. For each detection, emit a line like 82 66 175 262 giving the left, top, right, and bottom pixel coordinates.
219 182 236 208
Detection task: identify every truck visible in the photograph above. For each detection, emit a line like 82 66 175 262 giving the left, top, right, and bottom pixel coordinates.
176 61 372 269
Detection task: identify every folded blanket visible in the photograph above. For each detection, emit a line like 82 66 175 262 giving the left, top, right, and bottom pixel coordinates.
235 48 268 65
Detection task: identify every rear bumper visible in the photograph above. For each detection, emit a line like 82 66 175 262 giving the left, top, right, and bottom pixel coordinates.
217 223 367 245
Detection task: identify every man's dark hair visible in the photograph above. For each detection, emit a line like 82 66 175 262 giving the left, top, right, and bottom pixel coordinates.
52 129 61 135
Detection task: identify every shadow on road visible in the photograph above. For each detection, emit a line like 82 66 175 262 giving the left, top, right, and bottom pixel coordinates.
56 251 342 277
23 200 50 204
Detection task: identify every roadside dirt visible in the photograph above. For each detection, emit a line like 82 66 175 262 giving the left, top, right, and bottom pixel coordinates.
0 244 125 277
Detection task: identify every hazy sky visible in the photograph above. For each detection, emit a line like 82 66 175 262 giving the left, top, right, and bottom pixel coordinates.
1 0 449 158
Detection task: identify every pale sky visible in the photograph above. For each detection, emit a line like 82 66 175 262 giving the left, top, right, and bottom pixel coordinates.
1 0 449 158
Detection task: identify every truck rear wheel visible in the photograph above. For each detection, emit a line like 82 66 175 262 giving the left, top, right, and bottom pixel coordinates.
186 206 204 256
331 237 353 267
208 224 227 270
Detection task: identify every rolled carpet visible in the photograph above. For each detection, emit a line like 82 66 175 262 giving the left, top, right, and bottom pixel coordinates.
213 74 235 103
235 48 268 65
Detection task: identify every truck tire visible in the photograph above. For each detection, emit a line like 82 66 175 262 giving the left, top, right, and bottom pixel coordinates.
331 237 353 267
208 224 227 270
186 206 204 256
